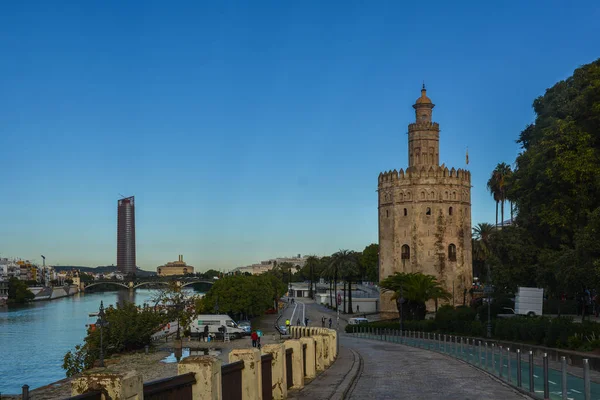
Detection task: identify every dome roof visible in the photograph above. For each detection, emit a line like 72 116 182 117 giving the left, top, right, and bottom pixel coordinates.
415 86 432 105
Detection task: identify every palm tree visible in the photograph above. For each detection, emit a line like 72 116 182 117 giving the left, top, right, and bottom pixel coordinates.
494 162 512 227
321 259 337 310
380 272 451 320
326 250 355 312
487 170 502 228
336 251 359 314
305 256 320 299
472 222 495 279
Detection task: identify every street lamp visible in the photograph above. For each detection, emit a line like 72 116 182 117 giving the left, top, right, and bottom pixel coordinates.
399 286 405 334
485 264 492 338
96 301 108 367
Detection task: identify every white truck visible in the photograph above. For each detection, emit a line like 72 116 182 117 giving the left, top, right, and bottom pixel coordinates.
190 314 246 339
514 287 544 316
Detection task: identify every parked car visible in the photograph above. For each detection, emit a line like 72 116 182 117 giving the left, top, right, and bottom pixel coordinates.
348 317 369 325
237 321 251 335
278 325 289 335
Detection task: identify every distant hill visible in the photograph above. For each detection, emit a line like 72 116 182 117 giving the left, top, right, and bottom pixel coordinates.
53 266 156 277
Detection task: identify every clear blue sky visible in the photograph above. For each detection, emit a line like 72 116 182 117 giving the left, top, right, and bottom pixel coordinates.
1 1 598 271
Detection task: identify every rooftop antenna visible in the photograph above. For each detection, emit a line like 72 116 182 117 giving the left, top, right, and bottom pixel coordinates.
118 193 126 199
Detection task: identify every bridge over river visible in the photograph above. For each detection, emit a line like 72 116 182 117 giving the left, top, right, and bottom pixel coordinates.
84 279 215 290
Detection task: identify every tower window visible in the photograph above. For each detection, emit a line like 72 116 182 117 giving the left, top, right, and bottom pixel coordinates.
401 245 410 260
426 207 431 216
386 210 389 218
448 244 457 261
449 207 453 216
403 208 408 216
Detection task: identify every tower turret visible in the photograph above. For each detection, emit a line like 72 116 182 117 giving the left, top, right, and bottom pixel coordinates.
408 85 440 168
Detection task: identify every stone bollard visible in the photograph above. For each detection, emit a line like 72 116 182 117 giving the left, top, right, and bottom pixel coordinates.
284 339 304 389
326 329 338 359
314 334 326 372
290 326 296 338
178 356 222 400
262 344 287 400
321 331 335 365
299 337 317 379
229 348 262 400
71 370 143 399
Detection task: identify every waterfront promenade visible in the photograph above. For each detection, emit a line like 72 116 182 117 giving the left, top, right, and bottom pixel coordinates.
285 299 530 399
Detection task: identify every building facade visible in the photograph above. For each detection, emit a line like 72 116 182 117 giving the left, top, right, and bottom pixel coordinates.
117 196 136 276
378 86 472 313
157 255 194 276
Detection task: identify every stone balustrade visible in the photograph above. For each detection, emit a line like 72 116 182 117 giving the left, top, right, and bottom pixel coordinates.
70 326 338 400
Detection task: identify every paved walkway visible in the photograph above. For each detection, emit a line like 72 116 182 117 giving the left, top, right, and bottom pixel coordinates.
292 298 530 399
343 336 530 400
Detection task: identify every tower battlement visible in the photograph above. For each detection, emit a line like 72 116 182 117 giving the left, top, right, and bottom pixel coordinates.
408 121 440 131
378 165 471 185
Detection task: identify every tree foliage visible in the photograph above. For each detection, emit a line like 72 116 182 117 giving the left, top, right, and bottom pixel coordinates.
7 277 34 303
62 302 167 376
478 58 600 297
380 272 450 320
198 273 287 319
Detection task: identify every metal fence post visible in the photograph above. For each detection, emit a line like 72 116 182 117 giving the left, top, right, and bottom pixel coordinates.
517 349 522 388
507 348 511 383
444 334 447 353
492 344 496 374
543 353 549 400
485 342 489 370
22 385 29 400
499 345 504 378
561 356 567 400
584 358 591 400
478 341 482 367
529 351 535 394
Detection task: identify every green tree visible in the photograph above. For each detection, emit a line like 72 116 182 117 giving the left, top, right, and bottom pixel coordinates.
7 277 35 303
63 302 166 376
304 255 320 299
380 272 451 320
508 58 600 295
359 243 379 282
487 170 502 229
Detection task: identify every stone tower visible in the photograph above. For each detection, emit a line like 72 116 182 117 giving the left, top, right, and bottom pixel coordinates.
378 86 472 313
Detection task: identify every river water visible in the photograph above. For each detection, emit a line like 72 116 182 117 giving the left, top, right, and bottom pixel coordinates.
0 289 177 394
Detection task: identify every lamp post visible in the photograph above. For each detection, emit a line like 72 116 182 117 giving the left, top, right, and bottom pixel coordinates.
96 301 107 367
399 286 405 334
486 264 492 338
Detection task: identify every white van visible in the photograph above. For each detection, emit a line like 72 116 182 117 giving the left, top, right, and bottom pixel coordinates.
190 314 245 339
348 317 369 325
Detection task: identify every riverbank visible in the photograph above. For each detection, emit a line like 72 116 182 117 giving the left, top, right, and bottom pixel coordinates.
29 285 80 301
4 308 285 399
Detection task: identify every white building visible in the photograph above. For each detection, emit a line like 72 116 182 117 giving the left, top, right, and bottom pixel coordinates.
0 258 21 281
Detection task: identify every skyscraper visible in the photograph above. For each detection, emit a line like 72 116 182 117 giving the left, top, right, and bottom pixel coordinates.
117 196 136 276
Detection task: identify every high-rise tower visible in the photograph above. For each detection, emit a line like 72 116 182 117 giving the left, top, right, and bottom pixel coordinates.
117 196 136 276
378 86 472 313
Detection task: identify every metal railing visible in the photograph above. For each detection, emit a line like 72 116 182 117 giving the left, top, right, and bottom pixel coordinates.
261 353 274 400
286 347 294 389
222 360 245 400
143 371 196 400
350 326 597 400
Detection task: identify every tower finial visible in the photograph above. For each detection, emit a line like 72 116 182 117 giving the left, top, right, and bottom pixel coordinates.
422 81 425 90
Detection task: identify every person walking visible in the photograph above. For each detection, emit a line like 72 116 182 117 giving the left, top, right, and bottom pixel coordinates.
296 318 301 326
251 331 258 348
305 317 309 326
257 329 263 349
328 318 332 329
285 318 291 329
321 316 325 327
356 304 360 314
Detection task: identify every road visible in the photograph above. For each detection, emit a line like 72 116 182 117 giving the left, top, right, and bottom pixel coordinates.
289 297 529 399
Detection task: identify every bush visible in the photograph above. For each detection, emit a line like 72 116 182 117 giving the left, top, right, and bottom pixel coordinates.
345 305 600 352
